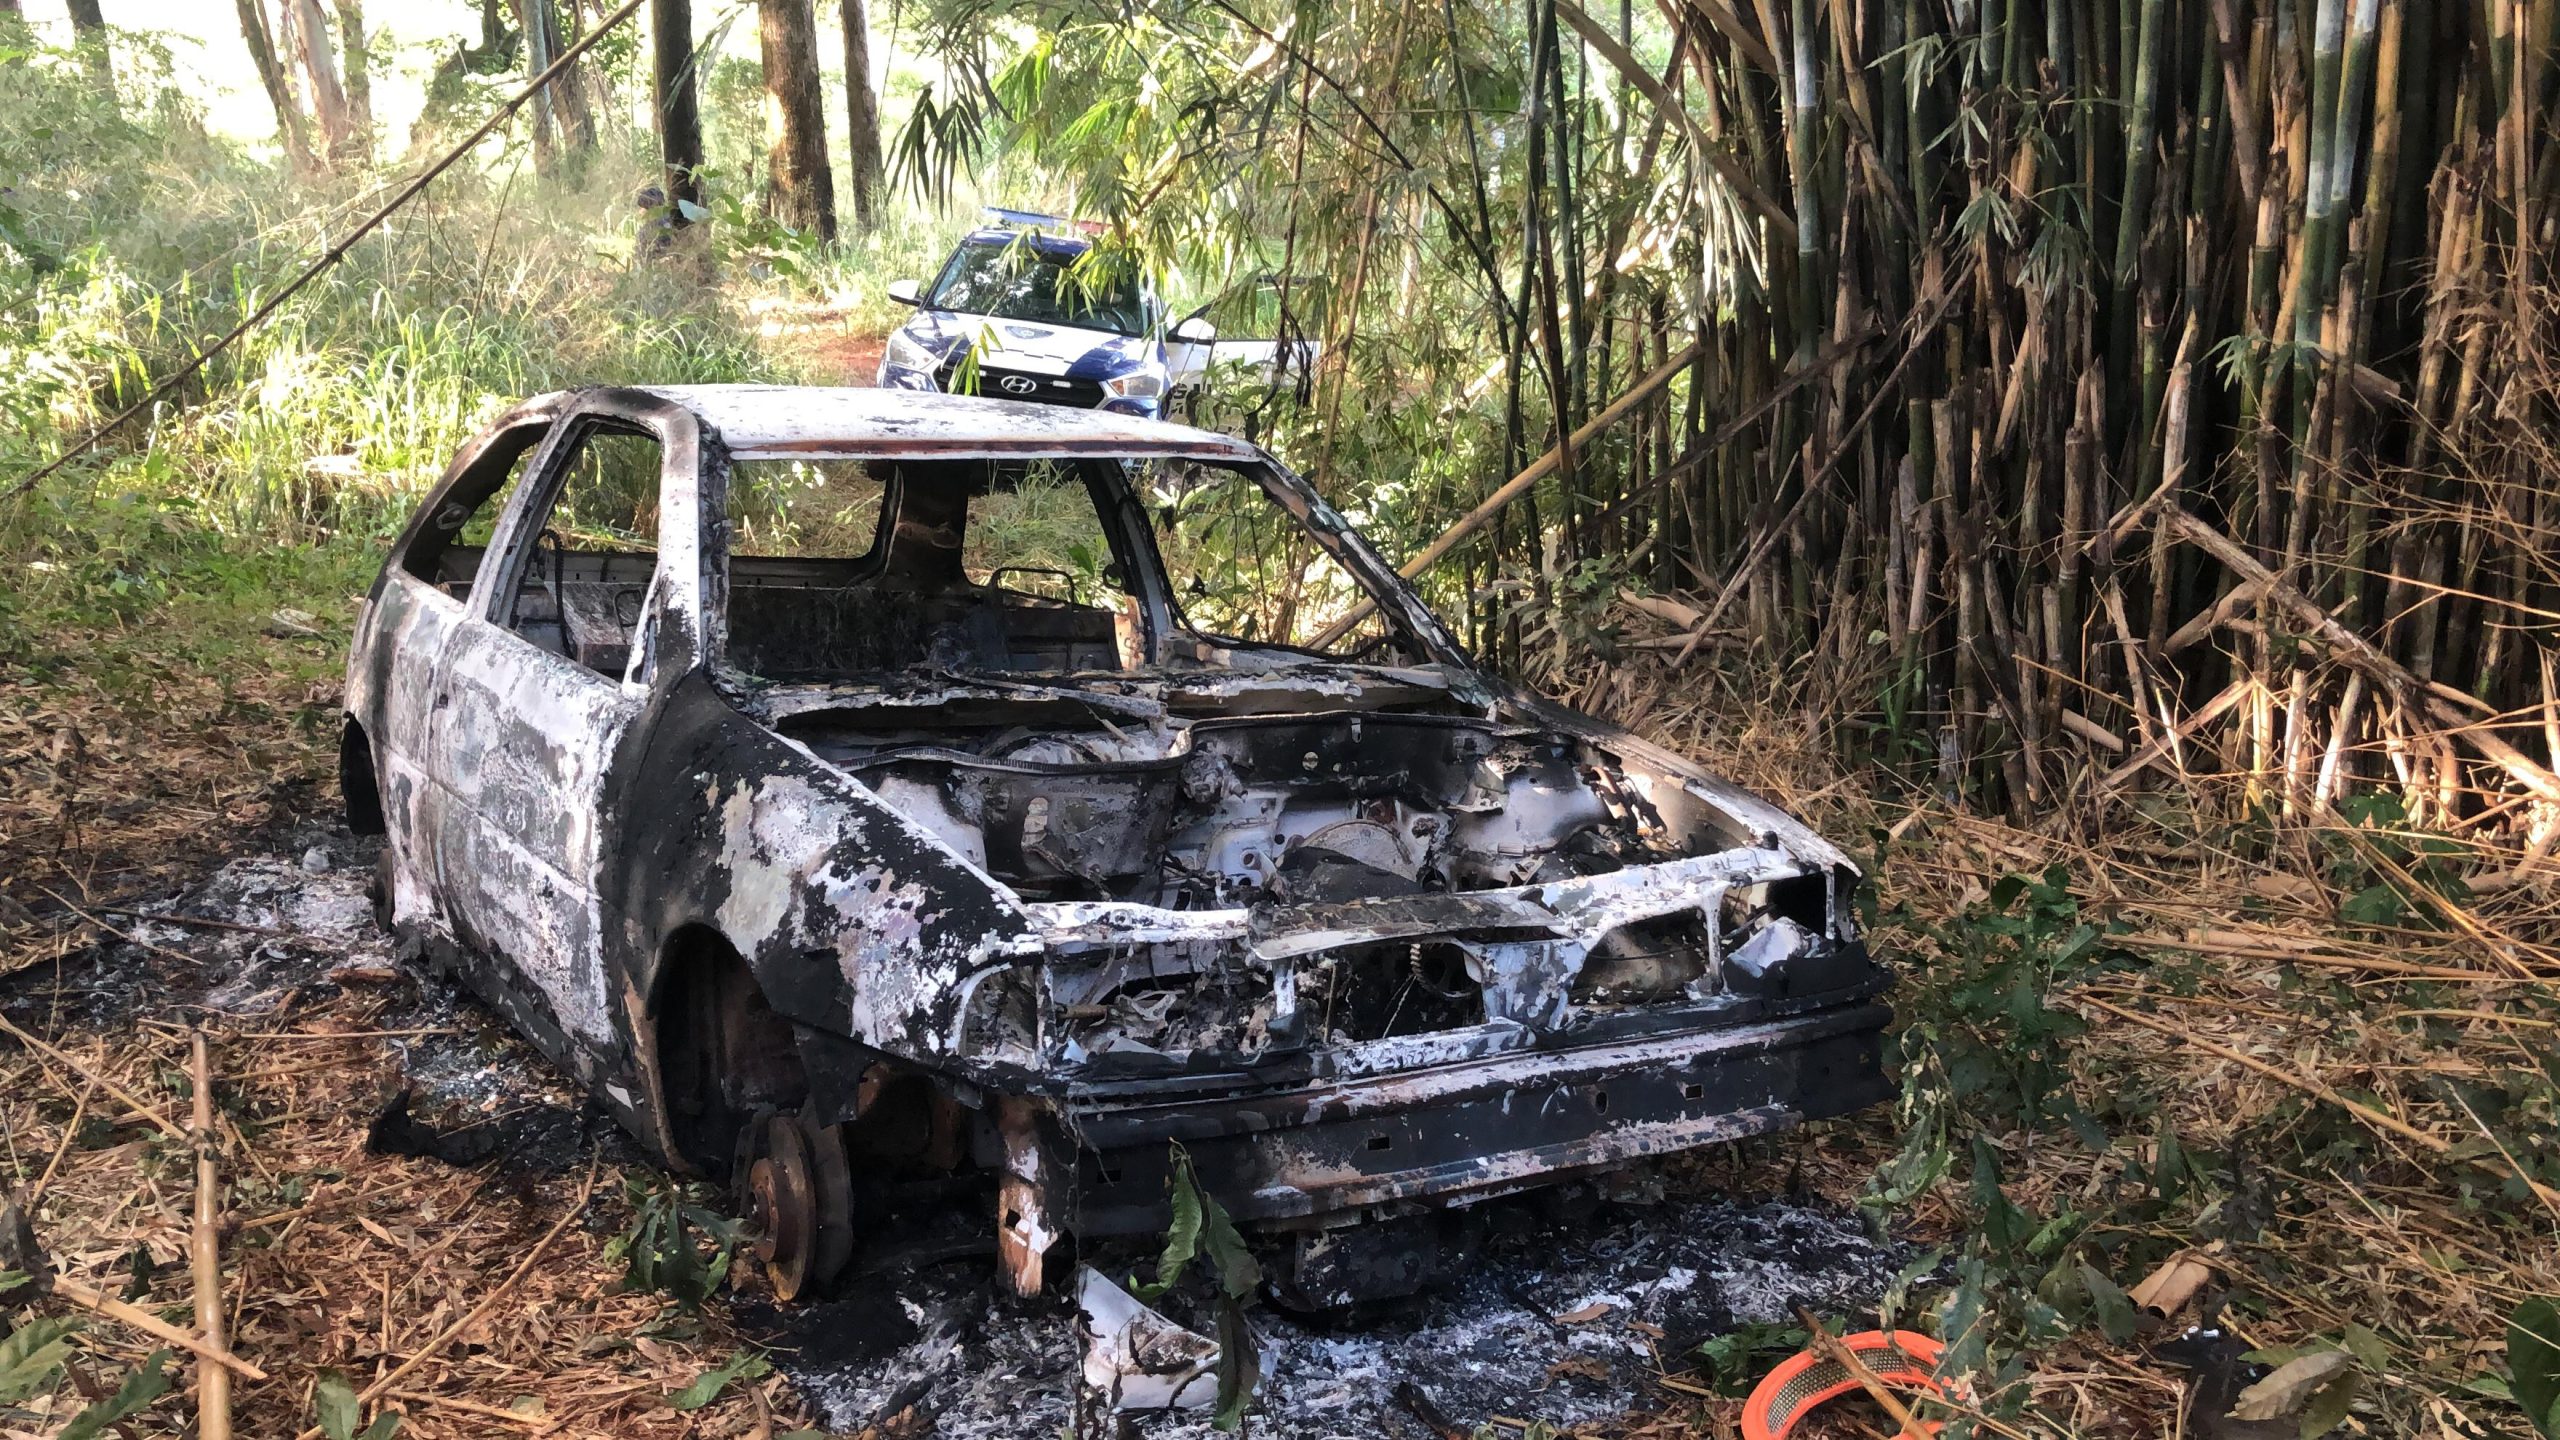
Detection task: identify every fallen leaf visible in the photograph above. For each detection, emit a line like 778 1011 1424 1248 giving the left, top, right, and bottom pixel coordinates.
2230 1351 2351 1422
2297 1368 2362 1438
2129 1252 2217 1316
1555 1301 1617 1325
355 1216 410 1250
1544 1355 1612 1383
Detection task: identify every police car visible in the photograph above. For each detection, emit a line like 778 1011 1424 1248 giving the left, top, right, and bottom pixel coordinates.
876 210 1214 421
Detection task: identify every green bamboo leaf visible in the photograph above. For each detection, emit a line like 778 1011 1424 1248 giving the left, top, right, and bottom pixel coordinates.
0 1317 82 1406
1211 1293 1260 1431
2296 1368 2361 1439
1133 1148 1206 1301
1200 1190 1262 1301
313 1374 364 1440
667 1353 770 1412
2076 1263 2139 1343
57 1350 171 1440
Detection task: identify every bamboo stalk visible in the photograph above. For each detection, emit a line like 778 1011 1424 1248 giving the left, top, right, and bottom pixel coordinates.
49 1276 269 1381
190 1034 231 1440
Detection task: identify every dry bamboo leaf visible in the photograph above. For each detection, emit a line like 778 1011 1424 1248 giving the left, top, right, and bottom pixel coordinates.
2229 1350 2351 1421
2127 1252 2217 1316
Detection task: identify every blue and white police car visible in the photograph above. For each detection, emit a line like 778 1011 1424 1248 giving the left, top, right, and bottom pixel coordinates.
876 210 1214 420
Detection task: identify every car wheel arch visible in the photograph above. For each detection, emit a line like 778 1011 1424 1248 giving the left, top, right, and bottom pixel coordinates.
639 923 814 1176
339 717 386 836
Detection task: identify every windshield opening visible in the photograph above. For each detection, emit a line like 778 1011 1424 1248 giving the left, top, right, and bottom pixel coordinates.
927 238 1148 337
1136 460 1416 664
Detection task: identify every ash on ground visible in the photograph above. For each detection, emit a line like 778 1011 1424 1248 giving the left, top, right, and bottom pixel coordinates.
29 841 615 1179
752 1193 1916 1439
20 846 1918 1436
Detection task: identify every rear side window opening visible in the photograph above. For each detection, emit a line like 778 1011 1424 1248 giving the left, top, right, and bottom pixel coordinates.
400 419 549 589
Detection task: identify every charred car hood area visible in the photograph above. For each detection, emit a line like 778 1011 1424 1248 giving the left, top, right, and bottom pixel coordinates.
724 658 1881 1090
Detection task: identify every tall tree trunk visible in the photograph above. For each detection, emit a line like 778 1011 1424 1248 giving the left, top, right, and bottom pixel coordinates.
236 0 319 172
516 0 557 173
521 0 596 157
332 0 373 147
840 0 886 233
64 0 112 95
285 0 356 162
652 0 705 234
548 1 600 153
759 0 837 239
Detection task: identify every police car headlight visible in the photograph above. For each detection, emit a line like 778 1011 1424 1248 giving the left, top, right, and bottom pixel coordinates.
1105 369 1167 399
884 327 940 373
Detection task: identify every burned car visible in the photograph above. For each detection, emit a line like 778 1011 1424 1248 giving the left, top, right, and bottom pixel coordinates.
342 385 1891 1303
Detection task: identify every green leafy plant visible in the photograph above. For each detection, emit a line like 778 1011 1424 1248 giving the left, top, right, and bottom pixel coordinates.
313 1373 401 1440
1881 863 2129 1139
667 1351 772 1412
0 1317 82 1406
1858 863 2158 1405
1132 1145 1263 1431
604 1175 746 1309
54 1351 168 1440
1693 1318 1814 1395
2511 1297 2560 1439
0 1315 173 1438
2320 793 2469 934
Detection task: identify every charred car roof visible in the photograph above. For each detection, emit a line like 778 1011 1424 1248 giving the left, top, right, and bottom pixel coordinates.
634 384 1263 460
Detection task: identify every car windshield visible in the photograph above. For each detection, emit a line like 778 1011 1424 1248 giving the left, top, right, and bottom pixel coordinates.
927 238 1148 336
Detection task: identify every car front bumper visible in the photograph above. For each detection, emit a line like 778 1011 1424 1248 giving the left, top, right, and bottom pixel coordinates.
1052 995 1894 1236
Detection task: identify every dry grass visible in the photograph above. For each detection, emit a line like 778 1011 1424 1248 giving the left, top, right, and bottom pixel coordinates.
0 619 802 1434
0 939 801 1437
1573 604 2560 1437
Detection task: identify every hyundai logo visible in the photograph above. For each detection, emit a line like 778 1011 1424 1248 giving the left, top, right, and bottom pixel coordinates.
998 375 1040 395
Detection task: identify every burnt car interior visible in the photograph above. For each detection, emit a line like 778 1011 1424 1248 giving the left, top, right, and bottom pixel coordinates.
724 457 1138 678
405 419 669 678
688 456 1853 1068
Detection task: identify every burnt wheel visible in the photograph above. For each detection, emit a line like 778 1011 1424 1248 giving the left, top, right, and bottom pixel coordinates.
799 1112 857 1286
735 1110 858 1300
747 1116 816 1299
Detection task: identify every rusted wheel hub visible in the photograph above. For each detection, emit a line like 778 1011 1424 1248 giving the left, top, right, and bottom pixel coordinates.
746 1115 816 1299
737 1110 856 1301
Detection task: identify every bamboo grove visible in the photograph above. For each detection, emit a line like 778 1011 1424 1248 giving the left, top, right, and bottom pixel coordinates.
902 0 2560 829
1606 0 2560 827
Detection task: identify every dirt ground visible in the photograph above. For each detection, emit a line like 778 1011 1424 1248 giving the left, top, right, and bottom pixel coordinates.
751 299 886 386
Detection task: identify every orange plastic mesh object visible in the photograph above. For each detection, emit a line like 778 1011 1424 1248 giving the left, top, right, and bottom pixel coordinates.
1739 1330 1953 1440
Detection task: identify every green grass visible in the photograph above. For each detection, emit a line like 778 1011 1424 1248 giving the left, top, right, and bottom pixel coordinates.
0 24 817 677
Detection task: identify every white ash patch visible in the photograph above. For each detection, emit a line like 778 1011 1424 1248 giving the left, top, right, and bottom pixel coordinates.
115 848 395 1014
759 1195 1916 1439
114 846 581 1127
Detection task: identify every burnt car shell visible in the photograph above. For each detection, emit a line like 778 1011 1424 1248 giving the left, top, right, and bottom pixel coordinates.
342 385 1892 1303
